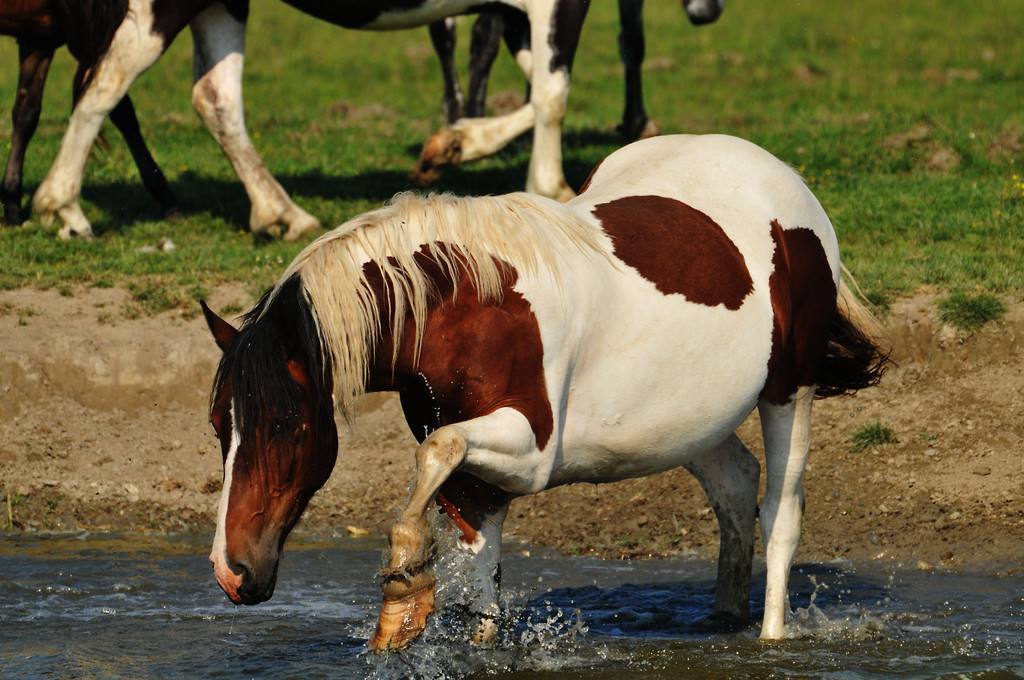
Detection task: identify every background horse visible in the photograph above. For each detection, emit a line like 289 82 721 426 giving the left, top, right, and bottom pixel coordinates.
201 134 886 649
0 0 175 229
30 0 591 241
427 0 723 140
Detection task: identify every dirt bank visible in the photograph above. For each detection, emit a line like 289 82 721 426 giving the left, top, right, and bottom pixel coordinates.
1 286 1022 568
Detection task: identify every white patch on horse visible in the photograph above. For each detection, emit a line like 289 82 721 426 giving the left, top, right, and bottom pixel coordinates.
210 405 241 567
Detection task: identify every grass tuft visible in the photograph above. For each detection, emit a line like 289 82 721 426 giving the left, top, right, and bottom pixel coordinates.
938 291 1006 331
851 421 896 452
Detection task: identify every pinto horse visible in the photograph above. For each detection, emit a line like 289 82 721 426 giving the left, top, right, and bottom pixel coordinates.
0 0 175 229
427 0 723 140
202 134 887 649
31 0 591 241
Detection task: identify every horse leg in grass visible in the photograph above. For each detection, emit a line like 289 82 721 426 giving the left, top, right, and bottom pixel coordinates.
684 434 759 626
371 427 469 652
428 19 464 124
34 2 169 239
3 41 54 226
464 13 505 117
757 385 815 640
414 0 588 201
616 0 659 140
190 3 319 241
107 93 179 218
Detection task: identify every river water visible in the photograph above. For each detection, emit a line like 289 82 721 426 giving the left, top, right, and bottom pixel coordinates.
1 533 1022 678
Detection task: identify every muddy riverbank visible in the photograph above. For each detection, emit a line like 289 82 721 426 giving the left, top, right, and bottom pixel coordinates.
1 286 1022 568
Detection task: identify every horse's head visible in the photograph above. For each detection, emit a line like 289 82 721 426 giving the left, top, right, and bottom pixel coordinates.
682 0 724 25
201 280 338 605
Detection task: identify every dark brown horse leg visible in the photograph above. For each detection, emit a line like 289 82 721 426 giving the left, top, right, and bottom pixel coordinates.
107 93 180 218
2 41 53 226
428 19 464 124
617 0 658 140
464 13 504 118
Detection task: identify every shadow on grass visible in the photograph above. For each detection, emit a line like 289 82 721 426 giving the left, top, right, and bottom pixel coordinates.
66 154 603 235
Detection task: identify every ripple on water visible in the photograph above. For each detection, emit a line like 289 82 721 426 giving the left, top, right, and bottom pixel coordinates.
1 534 1023 679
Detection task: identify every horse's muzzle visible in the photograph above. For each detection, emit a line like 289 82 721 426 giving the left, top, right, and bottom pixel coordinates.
213 557 278 605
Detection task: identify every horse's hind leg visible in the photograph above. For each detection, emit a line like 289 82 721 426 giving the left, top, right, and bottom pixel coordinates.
616 0 658 140
107 93 179 218
757 386 815 640
428 19 464 124
465 12 505 117
3 41 53 225
190 3 320 241
684 434 759 626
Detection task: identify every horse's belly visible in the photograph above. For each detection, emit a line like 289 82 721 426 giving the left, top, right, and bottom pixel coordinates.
281 0 519 30
547 281 773 486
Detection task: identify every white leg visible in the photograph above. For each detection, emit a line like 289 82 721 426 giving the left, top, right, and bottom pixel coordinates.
33 0 166 239
757 385 815 640
684 434 760 624
523 0 574 201
190 5 319 241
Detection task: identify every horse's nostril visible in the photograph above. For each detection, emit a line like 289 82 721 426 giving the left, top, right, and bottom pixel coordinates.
231 559 253 584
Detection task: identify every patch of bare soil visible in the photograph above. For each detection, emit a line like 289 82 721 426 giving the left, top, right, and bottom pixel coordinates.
1 287 1022 569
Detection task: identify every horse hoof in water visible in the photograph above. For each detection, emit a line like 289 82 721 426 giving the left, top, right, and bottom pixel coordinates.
412 128 464 187
369 574 436 652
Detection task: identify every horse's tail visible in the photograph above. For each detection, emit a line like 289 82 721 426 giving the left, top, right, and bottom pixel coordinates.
54 0 130 104
815 264 889 398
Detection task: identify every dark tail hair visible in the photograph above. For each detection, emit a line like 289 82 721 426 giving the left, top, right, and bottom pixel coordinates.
815 271 890 398
54 0 130 103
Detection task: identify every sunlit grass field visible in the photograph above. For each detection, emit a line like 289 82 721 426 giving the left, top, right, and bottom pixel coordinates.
0 0 1020 310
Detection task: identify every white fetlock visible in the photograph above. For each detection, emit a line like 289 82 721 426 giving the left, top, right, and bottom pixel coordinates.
283 208 321 242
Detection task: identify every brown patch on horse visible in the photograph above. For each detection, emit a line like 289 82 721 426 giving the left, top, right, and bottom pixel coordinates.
366 244 554 451
761 219 837 404
578 157 603 194
592 195 753 309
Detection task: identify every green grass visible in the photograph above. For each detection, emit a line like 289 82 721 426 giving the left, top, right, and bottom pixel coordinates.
851 421 897 452
0 0 1022 309
938 290 1007 330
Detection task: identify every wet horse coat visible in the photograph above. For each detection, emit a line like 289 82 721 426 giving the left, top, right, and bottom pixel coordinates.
32 0 589 239
203 134 886 648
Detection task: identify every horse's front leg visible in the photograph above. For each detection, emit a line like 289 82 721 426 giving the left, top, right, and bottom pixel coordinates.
616 0 659 141
190 3 320 241
3 40 53 226
33 1 168 239
428 19 464 124
370 409 545 651
523 0 588 201
370 426 469 652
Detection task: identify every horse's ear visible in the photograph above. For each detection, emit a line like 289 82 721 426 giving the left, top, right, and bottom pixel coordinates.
200 300 238 351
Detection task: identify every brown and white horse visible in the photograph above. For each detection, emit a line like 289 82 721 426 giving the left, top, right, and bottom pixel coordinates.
0 0 175 229
31 0 591 240
426 0 724 140
201 134 887 650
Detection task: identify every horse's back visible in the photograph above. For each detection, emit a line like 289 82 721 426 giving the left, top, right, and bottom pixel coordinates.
537 135 839 484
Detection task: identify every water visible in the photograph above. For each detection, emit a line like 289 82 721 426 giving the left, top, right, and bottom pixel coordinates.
1 533 1022 679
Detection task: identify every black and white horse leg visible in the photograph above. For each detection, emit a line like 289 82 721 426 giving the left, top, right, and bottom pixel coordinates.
524 0 588 200
34 2 170 239
428 19 464 124
684 434 759 626
616 0 658 140
464 13 505 118
2 41 53 226
107 93 180 218
190 2 319 241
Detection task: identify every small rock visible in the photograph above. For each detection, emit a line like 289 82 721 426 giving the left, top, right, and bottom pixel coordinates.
925 447 938 457
123 483 139 496
42 479 59 487
345 525 371 538
158 238 176 253
170 440 183 450
972 465 992 476
916 560 934 572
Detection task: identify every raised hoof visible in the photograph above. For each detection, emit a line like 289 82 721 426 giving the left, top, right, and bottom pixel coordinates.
411 128 463 188
369 582 436 653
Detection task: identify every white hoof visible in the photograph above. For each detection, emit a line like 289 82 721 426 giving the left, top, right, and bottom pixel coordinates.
54 203 94 241
283 209 321 242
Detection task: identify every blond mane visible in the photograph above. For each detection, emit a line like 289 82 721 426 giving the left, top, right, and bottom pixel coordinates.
270 192 603 423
